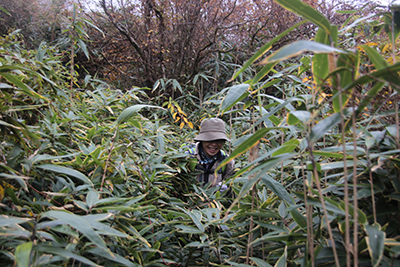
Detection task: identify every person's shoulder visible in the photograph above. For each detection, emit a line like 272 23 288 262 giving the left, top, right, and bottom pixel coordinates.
180 142 200 156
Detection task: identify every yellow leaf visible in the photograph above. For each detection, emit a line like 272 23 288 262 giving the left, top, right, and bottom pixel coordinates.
173 112 177 119
188 122 194 129
179 122 185 129
183 117 188 123
302 77 309 83
175 117 180 122
382 43 391 53
177 105 183 114
366 42 378 47
106 106 114 115
106 180 114 191
0 185 4 202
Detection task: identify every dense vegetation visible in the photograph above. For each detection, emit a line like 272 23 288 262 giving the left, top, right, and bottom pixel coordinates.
1 0 399 266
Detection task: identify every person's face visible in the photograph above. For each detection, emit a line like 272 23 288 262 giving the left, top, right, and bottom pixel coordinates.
202 140 225 158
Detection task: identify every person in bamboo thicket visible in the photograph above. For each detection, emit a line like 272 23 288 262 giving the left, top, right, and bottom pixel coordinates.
181 118 235 191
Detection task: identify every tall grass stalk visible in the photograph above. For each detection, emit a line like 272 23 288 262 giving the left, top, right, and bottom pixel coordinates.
307 137 340 267
352 98 359 266
337 78 351 266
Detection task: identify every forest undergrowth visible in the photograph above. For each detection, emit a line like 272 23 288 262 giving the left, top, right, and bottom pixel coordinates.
0 0 400 266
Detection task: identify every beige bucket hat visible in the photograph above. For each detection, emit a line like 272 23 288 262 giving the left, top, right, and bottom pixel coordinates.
194 118 230 142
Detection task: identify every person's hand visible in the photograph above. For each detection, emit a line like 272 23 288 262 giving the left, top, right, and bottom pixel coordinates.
217 182 228 192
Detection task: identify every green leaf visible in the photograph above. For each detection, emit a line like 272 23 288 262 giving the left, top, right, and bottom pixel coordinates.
250 257 273 267
237 175 261 201
261 174 294 204
312 28 332 85
86 191 100 209
143 241 161 263
385 10 400 43
175 225 203 234
274 246 287 267
260 40 344 65
287 110 311 126
271 139 299 157
0 6 11 15
121 224 152 247
332 51 358 113
361 45 388 70
116 105 161 125
41 211 113 257
1 73 48 101
0 215 30 227
365 223 385 267
290 208 307 229
221 84 250 113
181 209 205 233
310 112 343 143
36 164 93 186
274 0 331 34
34 245 98 266
3 115 40 146
342 62 400 94
15 241 32 267
254 233 307 244
251 63 278 85
338 202 367 225
87 247 138 267
77 39 89 59
218 128 270 171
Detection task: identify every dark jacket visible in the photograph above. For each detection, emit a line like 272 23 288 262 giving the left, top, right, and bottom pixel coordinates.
191 142 235 186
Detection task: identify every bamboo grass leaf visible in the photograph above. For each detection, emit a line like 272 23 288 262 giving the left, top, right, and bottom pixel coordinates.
361 45 389 70
365 223 385 267
116 104 161 125
0 215 30 227
274 246 287 267
343 62 400 92
271 139 299 157
290 208 307 229
287 110 311 126
250 257 273 267
261 174 294 204
1 73 48 101
332 51 357 113
274 0 331 34
181 209 205 233
313 28 332 85
34 245 98 266
338 202 367 225
77 39 89 59
15 242 32 267
221 84 250 114
41 211 114 257
175 225 203 234
251 63 277 85
86 191 100 209
309 112 343 143
218 128 271 172
37 164 93 186
260 41 344 65
87 248 138 267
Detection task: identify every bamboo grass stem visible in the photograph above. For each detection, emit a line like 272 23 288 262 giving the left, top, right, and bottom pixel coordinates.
307 138 340 267
352 99 358 266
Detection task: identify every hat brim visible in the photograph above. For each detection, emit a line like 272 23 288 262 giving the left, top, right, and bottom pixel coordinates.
194 132 230 142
